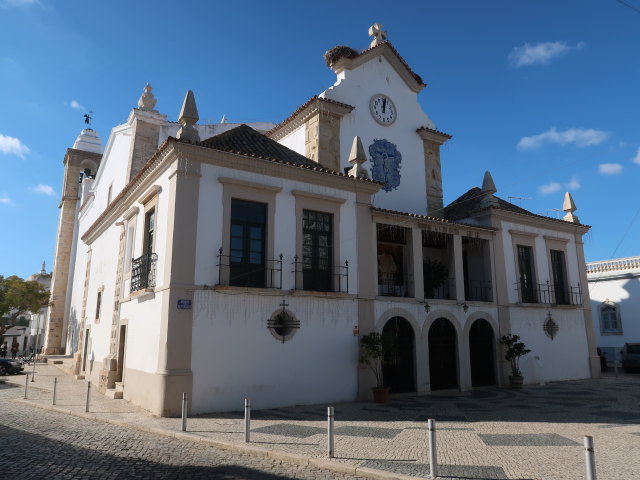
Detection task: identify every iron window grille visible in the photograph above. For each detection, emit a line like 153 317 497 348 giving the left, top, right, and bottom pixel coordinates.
130 253 157 293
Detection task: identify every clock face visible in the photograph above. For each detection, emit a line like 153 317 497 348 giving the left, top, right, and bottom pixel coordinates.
370 94 397 126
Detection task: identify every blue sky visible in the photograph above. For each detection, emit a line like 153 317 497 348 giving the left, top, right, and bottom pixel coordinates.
1 0 639 278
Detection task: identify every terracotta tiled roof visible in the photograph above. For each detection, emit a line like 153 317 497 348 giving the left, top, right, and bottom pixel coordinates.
201 124 318 167
444 187 591 228
267 96 355 138
416 126 452 139
371 206 495 231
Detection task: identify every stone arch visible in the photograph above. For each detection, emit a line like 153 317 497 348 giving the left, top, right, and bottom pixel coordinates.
462 312 500 388
381 317 416 393
427 315 460 390
375 307 424 394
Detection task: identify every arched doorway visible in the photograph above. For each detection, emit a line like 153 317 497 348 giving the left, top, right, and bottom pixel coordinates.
381 317 416 393
469 319 496 387
428 318 458 390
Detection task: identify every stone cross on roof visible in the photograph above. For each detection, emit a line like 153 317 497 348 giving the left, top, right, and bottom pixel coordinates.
368 23 387 48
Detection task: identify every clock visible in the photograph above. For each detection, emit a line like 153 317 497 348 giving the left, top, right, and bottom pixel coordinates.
369 94 397 126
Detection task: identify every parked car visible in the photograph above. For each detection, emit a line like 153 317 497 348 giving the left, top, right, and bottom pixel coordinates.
0 358 24 375
622 343 640 373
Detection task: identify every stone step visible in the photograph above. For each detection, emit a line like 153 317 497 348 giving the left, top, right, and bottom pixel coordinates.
105 388 123 400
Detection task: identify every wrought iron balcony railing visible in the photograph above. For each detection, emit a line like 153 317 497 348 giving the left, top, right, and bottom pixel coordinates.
292 256 349 293
515 280 582 305
217 249 282 289
467 279 493 302
378 272 411 297
425 278 453 300
131 253 157 293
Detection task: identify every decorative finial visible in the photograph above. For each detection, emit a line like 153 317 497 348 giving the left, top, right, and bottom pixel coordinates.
347 136 369 179
83 111 93 127
138 83 157 111
176 90 200 142
41 261 46 275
368 23 387 48
220 114 227 124
562 192 579 223
480 171 499 208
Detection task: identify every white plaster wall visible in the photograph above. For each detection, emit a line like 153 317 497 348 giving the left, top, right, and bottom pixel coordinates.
191 291 359 412
194 164 358 293
588 273 640 351
321 55 435 215
510 307 591 382
278 126 305 154
119 291 164 373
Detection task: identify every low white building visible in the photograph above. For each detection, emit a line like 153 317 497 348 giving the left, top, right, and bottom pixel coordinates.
43 25 600 416
586 257 640 366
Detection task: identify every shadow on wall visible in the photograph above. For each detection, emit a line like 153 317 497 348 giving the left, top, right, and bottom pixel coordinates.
591 275 640 363
67 307 80 354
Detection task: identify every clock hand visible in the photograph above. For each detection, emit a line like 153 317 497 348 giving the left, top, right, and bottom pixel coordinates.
382 98 386 113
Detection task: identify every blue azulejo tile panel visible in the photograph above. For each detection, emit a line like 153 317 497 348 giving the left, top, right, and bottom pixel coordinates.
251 423 324 438
479 433 579 447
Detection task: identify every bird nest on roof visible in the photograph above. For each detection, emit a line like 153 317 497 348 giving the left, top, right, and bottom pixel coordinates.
323 45 359 68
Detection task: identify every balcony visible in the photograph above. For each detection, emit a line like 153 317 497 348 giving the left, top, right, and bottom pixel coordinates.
378 272 411 297
515 281 582 305
292 256 349 293
217 249 283 289
131 253 157 293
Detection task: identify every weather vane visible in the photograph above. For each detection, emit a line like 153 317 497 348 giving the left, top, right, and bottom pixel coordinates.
83 111 93 127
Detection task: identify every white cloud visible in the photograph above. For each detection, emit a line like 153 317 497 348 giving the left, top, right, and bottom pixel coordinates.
70 100 84 110
0 133 30 158
509 41 585 67
0 0 42 8
598 163 623 175
566 176 580 190
517 127 608 150
633 147 640 165
0 193 13 205
539 182 562 195
31 184 55 196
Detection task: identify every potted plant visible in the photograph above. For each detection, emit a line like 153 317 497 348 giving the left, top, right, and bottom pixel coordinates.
423 258 449 298
500 333 531 389
359 332 389 403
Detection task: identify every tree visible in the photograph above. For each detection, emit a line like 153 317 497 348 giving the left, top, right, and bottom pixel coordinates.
500 333 531 377
0 275 50 342
359 332 385 388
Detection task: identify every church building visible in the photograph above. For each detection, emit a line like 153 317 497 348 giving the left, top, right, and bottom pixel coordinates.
44 25 600 416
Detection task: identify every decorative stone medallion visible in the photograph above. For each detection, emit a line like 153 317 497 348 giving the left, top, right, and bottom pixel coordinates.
369 139 402 192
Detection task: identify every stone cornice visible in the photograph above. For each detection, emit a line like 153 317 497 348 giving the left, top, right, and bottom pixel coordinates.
268 96 355 141
126 108 167 127
291 189 347 204
473 206 591 234
416 127 452 144
371 207 495 236
218 176 283 193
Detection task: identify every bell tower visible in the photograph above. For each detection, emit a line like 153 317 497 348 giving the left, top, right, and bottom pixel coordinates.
44 127 103 354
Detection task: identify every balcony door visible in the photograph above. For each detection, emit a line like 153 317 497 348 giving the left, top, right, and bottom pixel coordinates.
550 250 568 304
517 245 536 303
302 210 332 291
230 199 267 287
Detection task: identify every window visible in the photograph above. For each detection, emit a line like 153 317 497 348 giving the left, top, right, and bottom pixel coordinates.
600 301 622 334
550 249 569 304
229 199 267 287
517 245 536 303
95 289 103 321
302 210 332 291
143 208 155 255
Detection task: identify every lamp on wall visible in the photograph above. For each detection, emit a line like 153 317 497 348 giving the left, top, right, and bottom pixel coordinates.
423 301 431 314
457 302 469 314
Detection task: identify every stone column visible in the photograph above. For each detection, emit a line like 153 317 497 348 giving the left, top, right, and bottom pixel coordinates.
453 234 465 302
417 128 451 218
411 227 424 300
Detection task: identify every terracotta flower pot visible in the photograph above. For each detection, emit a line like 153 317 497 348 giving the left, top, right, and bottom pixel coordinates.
509 375 524 389
372 387 390 403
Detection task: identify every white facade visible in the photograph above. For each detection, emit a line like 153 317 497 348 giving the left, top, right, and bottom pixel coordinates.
587 257 640 363
45 27 599 417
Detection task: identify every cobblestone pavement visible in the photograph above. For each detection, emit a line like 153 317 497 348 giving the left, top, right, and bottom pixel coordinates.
0 380 370 480
3 363 640 480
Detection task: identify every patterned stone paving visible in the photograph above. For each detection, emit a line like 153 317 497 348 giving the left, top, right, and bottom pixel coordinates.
478 433 579 447
5 364 640 480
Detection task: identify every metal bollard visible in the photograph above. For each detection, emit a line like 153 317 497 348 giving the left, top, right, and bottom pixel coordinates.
584 436 597 480
428 419 438 478
53 377 57 405
244 398 251 442
614 360 618 378
24 373 29 399
85 382 91 413
327 407 334 458
31 355 36 381
181 392 188 432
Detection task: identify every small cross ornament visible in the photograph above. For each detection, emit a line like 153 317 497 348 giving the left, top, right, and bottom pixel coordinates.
368 23 387 48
